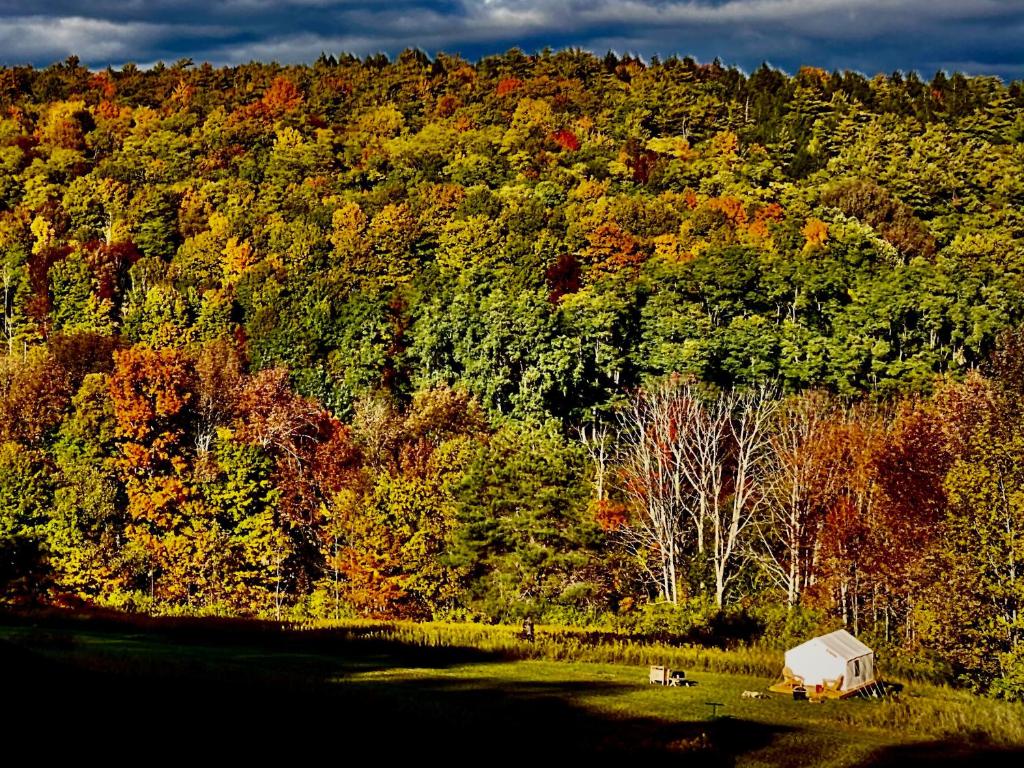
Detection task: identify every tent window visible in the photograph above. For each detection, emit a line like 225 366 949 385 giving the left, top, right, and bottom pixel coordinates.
854 659 861 677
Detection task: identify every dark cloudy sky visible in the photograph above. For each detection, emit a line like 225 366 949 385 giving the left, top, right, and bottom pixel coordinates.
0 1 1021 80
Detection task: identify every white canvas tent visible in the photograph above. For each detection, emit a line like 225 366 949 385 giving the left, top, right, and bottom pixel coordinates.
775 629 876 697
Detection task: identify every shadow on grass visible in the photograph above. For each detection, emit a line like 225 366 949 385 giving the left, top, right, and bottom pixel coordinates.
857 739 1024 768
0 612 785 763
10 610 1020 766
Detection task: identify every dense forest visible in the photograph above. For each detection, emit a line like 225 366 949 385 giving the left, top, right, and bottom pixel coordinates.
1 51 1023 698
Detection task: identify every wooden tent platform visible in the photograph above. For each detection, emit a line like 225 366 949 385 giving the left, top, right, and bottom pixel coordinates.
769 676 878 700
770 679 842 700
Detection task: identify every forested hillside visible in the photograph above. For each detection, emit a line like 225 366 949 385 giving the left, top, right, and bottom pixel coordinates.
1 52 1023 697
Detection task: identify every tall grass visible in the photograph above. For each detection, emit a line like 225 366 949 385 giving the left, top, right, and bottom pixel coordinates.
830 688 1024 746
298 618 783 677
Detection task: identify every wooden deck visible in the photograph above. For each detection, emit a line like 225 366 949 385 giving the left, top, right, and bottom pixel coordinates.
769 677 878 700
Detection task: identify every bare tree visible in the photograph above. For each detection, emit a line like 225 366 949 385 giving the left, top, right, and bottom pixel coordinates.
1 263 20 357
615 381 689 604
579 416 614 502
193 339 244 455
673 390 726 561
757 392 822 607
709 388 777 607
827 403 884 634
756 392 840 608
615 379 777 607
664 384 777 608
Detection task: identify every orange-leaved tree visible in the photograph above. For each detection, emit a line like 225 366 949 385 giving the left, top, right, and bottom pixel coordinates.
108 344 195 599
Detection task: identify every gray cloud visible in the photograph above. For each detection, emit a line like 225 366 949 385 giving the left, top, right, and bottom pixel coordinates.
0 1 1020 79
0 15 231 62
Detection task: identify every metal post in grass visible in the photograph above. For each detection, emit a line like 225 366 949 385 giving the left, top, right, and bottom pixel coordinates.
705 701 724 718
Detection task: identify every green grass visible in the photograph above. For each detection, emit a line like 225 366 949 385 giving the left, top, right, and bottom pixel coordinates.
298 617 785 675
1 613 1022 764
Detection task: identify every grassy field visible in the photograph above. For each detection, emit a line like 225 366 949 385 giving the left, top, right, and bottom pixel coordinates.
1 613 1022 765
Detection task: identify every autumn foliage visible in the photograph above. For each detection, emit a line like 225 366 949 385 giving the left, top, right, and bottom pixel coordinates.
0 51 1023 698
